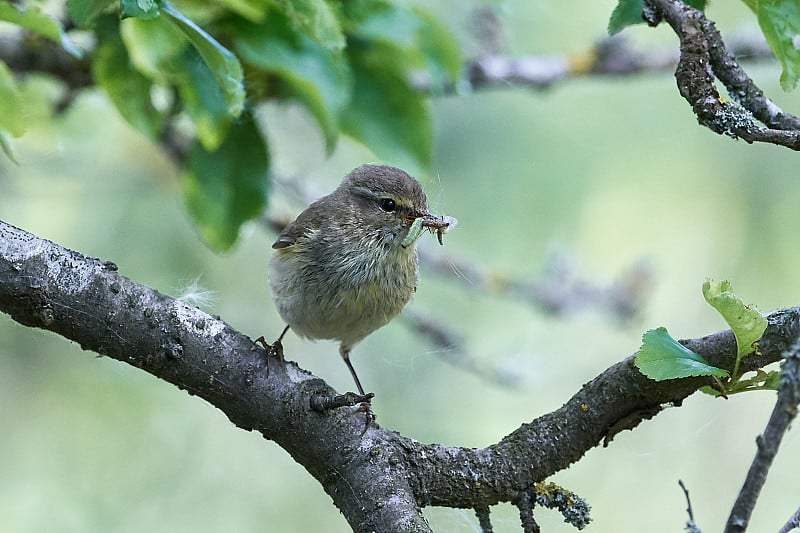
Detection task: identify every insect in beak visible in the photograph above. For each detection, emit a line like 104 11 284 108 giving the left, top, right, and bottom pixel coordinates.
400 214 458 248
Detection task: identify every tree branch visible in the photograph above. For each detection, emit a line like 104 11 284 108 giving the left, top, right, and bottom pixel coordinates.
724 337 800 533
643 0 800 150
458 32 775 92
780 506 800 533
1 219 797 531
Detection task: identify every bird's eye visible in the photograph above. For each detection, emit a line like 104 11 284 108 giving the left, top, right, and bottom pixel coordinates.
379 198 396 212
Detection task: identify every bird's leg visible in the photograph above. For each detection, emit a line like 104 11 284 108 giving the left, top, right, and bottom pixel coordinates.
342 348 366 396
309 345 376 433
341 345 376 431
254 324 290 361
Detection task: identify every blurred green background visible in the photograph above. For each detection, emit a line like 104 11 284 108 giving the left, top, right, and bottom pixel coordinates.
2 1 799 531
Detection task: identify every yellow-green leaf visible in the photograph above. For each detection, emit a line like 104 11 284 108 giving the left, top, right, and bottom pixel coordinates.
702 279 767 358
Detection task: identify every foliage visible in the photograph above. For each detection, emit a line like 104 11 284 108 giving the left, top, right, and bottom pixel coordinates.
2 0 795 250
0 0 461 250
635 326 729 380
739 0 800 90
635 279 775 395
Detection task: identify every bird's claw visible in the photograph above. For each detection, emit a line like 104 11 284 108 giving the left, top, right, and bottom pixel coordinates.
357 400 376 434
309 392 377 433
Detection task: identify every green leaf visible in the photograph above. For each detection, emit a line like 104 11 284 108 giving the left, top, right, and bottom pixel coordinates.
120 14 186 80
121 0 162 20
342 47 431 173
608 0 707 35
93 18 166 139
0 3 81 57
763 370 782 390
0 61 25 138
635 327 729 381
161 1 245 117
348 1 421 49
234 14 352 151
608 0 644 35
225 0 270 22
275 0 346 52
702 279 767 358
67 0 116 28
121 16 234 150
415 8 462 85
0 129 19 165
741 0 800 90
345 1 461 85
176 47 234 151
183 113 270 251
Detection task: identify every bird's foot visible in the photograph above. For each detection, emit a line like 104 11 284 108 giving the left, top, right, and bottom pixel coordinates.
310 392 377 433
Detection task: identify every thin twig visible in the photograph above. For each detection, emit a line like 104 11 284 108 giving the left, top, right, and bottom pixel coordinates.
779 506 800 533
678 480 702 533
419 247 652 322
475 506 493 533
454 33 775 93
724 337 800 533
516 489 539 533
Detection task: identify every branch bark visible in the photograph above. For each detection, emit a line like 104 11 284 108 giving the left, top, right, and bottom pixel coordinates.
724 338 800 533
644 0 800 150
1 219 798 531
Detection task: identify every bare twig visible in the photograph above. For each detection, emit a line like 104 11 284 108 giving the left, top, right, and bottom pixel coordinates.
458 32 775 93
643 0 800 150
419 247 653 323
475 506 493 533
779 506 800 533
679 480 702 533
516 489 539 533
724 337 800 533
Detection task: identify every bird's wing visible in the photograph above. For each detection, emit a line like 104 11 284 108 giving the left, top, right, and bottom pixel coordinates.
271 201 324 249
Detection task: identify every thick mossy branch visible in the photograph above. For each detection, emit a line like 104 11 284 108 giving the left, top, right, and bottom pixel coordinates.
1 219 797 532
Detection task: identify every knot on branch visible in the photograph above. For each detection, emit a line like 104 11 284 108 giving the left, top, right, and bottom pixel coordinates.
515 482 592 532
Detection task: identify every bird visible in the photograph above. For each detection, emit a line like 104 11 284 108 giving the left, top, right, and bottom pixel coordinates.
266 164 454 399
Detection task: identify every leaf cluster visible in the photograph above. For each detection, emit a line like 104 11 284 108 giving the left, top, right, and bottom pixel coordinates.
0 0 461 250
635 279 777 396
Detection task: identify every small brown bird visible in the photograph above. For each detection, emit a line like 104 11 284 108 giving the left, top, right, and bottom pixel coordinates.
268 164 454 396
